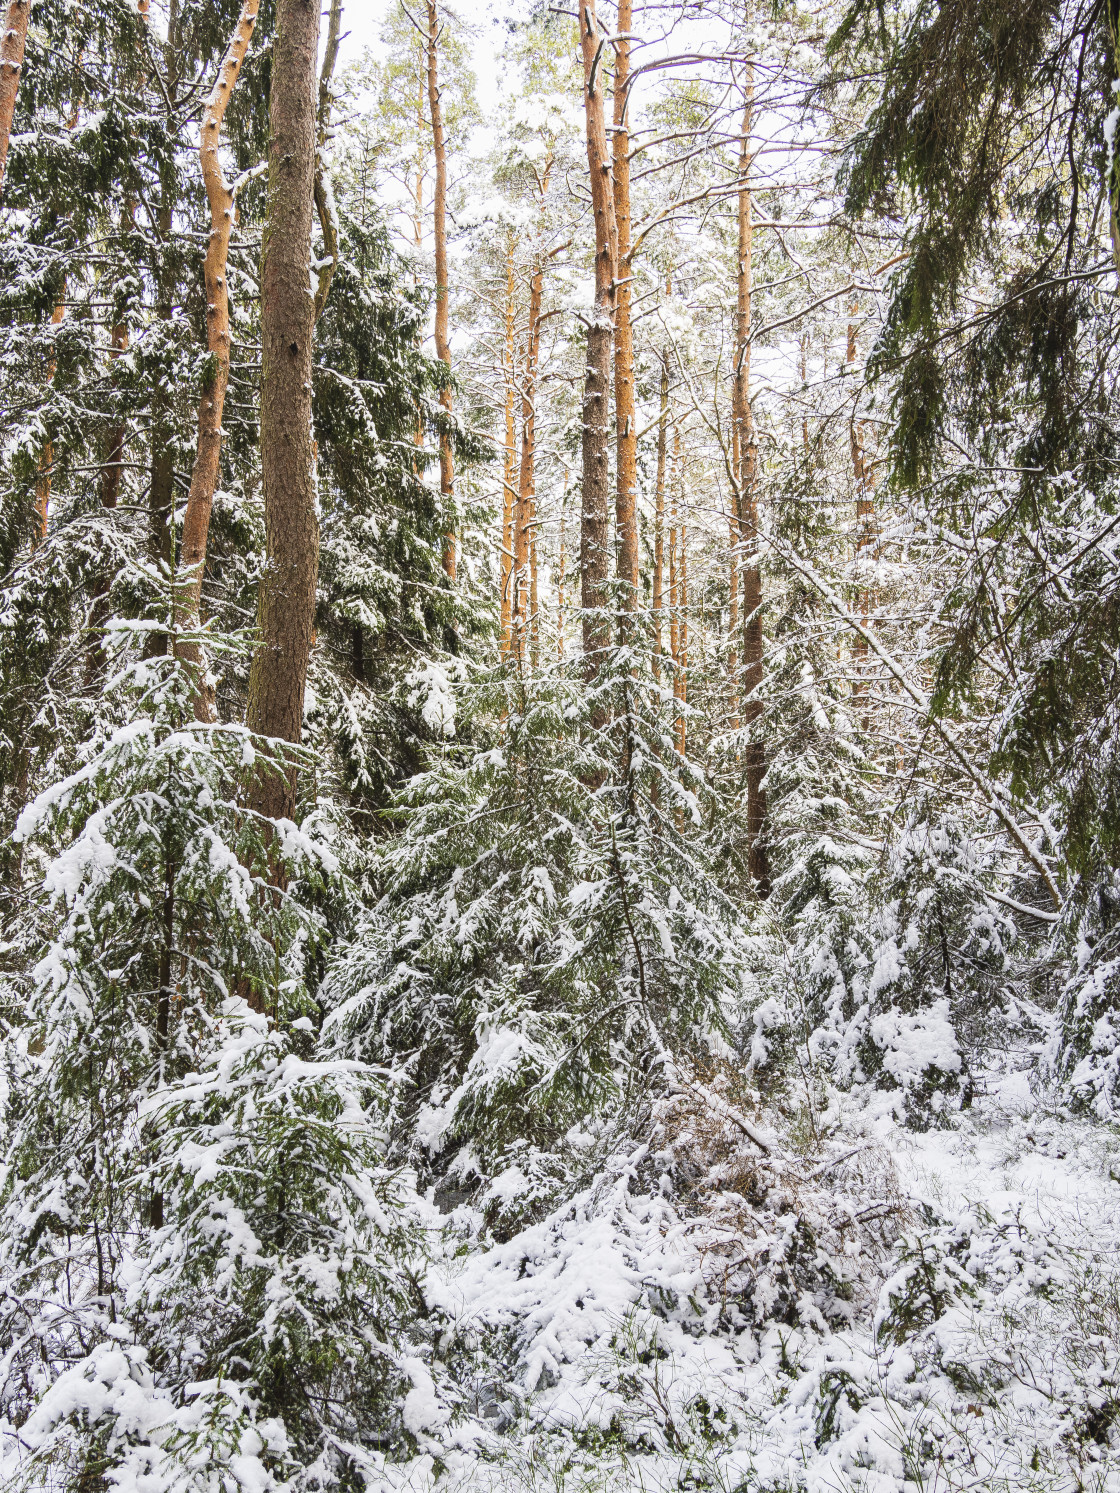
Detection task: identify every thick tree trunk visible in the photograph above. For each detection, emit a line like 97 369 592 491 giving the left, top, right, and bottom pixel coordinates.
612 0 638 610
427 1 455 580
246 0 321 820
175 0 260 715
500 237 517 658
0 0 30 191
579 0 617 686
732 74 768 893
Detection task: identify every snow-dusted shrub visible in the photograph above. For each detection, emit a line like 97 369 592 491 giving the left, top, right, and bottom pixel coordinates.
756 786 1020 1127
0 637 423 1490
322 660 751 1234
1049 870 1120 1119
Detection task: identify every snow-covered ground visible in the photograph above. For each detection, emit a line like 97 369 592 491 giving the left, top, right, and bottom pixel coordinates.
374 1073 1120 1492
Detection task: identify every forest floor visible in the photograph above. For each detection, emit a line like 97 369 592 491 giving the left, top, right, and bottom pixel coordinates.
379 1065 1120 1493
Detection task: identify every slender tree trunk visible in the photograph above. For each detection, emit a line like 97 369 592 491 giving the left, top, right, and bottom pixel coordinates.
652 354 668 681
513 256 544 667
312 0 342 325
32 297 65 544
175 0 260 714
612 0 638 610
245 0 321 820
668 435 679 687
86 272 132 682
529 491 540 667
557 492 566 660
799 333 810 452
677 515 688 760
732 71 768 892
847 306 876 704
500 236 517 658
146 100 178 657
427 1 455 580
1109 3 1120 279
0 0 30 191
579 0 617 687
727 502 739 730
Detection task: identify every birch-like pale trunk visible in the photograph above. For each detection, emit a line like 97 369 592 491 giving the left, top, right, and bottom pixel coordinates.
175 0 260 716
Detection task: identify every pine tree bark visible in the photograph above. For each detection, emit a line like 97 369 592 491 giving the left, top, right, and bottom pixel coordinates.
175 0 260 714
579 0 617 686
0 0 30 191
246 0 321 819
513 255 544 667
652 354 669 680
427 1 455 580
612 0 638 610
732 74 768 892
312 0 342 325
500 236 517 658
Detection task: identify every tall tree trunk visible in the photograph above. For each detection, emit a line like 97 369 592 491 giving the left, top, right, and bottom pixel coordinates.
668 433 679 688
427 1 455 580
500 236 517 659
847 306 876 703
578 0 617 687
677 514 688 760
1109 1 1120 278
557 492 567 660
86 276 132 683
175 0 260 714
652 354 668 681
245 0 321 819
312 0 342 325
145 0 178 659
0 0 30 191
727 502 739 730
612 0 638 611
33 296 65 544
732 71 768 893
514 255 544 667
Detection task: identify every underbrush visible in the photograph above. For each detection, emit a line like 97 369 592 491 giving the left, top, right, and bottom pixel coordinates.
373 1094 1120 1493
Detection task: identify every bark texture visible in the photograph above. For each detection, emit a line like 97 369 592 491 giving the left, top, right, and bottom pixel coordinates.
579 0 617 683
0 0 30 191
176 0 260 712
427 1 455 580
652 353 669 679
499 237 517 658
732 76 769 892
612 0 638 608
312 0 342 325
246 0 321 819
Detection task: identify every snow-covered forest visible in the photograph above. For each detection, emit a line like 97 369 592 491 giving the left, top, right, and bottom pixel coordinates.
0 0 1119 1487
